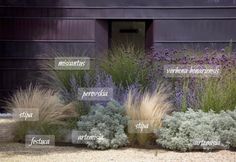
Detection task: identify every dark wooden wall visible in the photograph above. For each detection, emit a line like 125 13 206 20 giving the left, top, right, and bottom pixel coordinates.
1 0 236 6
0 19 97 111
0 0 236 111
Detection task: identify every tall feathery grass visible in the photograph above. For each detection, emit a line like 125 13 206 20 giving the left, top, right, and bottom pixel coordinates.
39 50 95 116
40 57 96 102
6 85 77 142
101 44 148 89
125 85 173 146
197 70 236 113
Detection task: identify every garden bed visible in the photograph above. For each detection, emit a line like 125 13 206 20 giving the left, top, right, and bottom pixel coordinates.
1 47 236 161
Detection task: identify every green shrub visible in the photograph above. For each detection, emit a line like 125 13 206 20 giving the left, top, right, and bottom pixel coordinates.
76 101 128 149
157 109 236 151
101 44 148 89
6 86 77 142
197 71 236 113
225 40 233 55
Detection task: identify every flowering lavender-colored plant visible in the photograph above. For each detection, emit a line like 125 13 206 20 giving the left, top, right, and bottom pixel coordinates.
148 48 236 111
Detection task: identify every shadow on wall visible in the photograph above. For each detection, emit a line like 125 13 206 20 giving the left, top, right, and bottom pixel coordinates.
0 0 64 112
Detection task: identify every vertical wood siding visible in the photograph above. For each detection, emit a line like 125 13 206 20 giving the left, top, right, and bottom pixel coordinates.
0 0 236 111
0 19 95 40
0 18 96 111
95 20 109 55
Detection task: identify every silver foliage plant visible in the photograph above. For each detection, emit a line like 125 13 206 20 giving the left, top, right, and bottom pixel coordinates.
76 100 129 150
157 109 236 151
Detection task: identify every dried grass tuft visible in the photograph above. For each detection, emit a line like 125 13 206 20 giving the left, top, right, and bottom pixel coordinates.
6 85 77 142
125 84 173 146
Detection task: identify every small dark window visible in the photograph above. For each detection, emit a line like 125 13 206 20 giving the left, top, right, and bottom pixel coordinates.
119 29 139 33
110 21 145 49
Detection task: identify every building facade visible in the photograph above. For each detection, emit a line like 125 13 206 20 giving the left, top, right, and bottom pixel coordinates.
0 0 236 111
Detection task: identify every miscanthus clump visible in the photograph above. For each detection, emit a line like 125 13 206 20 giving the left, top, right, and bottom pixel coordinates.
157 109 236 151
76 101 128 149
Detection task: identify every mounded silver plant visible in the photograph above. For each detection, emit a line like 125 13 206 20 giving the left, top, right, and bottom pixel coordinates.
157 109 236 151
76 100 128 150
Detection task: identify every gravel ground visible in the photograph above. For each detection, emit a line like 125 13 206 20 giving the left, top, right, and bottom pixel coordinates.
0 143 235 162
0 119 15 142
